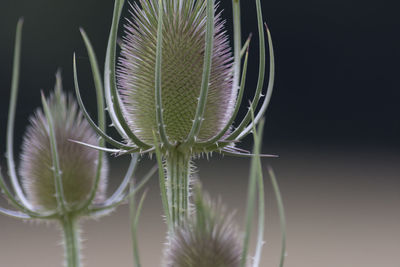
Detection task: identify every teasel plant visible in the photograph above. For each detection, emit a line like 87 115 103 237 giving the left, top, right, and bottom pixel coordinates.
0 19 157 267
73 0 275 231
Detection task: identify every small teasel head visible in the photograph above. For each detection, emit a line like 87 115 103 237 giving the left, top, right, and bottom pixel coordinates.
163 185 243 267
19 74 108 212
117 0 234 144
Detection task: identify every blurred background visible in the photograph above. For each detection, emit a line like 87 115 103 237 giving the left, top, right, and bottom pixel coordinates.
0 0 399 266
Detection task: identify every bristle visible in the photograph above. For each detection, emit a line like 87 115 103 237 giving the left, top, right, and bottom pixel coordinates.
117 0 234 144
19 89 108 211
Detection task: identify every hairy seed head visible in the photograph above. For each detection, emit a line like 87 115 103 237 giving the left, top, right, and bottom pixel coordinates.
163 190 242 267
19 88 108 211
117 0 234 144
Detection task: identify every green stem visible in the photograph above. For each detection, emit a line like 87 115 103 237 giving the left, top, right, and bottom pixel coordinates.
61 215 81 267
165 149 191 227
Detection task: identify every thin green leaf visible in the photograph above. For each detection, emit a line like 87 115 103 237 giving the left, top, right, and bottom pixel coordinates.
73 38 105 211
130 187 147 267
154 0 173 149
6 18 33 210
251 111 265 267
68 139 126 154
232 0 242 114
153 131 172 231
104 0 151 149
101 154 138 207
227 0 266 141
104 0 127 138
0 168 57 218
41 91 67 212
184 0 215 147
88 159 157 213
200 49 249 146
240 34 253 58
73 54 133 150
221 150 277 158
240 111 262 267
0 206 31 219
0 168 29 212
253 163 265 267
268 166 287 267
237 26 275 140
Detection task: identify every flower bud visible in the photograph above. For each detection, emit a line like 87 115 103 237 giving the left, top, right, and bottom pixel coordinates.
117 1 234 144
19 88 108 211
163 189 242 267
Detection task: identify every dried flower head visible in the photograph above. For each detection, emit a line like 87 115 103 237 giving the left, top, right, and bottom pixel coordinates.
163 187 242 267
117 0 234 144
19 83 108 211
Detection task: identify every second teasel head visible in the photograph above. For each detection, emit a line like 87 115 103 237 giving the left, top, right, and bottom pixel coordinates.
19 76 108 212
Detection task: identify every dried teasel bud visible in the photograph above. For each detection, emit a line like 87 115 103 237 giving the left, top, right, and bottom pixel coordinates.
163 187 243 267
117 0 234 144
19 83 108 212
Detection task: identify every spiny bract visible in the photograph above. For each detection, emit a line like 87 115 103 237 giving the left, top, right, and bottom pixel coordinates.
117 0 234 144
19 88 108 211
163 190 242 267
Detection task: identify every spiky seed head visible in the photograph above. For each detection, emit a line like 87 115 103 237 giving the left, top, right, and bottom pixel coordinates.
19 88 108 212
118 0 234 144
163 189 242 267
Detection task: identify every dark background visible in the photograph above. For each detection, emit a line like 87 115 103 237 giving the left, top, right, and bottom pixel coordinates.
0 0 399 153
0 1 399 266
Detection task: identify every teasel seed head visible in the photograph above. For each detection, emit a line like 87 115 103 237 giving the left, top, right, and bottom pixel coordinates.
19 85 108 212
163 186 243 267
117 0 234 144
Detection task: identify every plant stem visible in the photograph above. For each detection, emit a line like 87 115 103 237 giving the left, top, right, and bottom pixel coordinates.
61 214 81 267
165 149 191 227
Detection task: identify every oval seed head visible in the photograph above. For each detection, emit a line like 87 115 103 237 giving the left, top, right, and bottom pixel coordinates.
19 88 108 212
118 0 234 144
163 190 242 267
